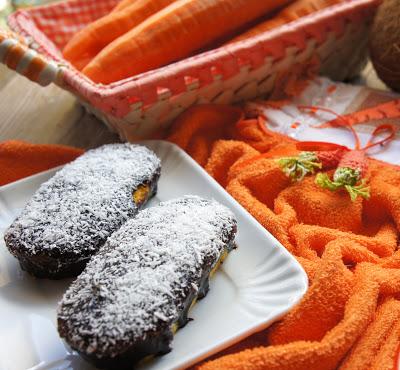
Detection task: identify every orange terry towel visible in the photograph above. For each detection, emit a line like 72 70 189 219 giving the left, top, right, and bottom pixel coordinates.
165 104 400 370
0 140 83 186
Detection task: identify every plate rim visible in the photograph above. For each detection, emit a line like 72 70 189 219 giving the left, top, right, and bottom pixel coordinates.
0 165 65 191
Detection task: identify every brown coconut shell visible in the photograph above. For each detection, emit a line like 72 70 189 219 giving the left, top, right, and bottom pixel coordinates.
369 0 400 91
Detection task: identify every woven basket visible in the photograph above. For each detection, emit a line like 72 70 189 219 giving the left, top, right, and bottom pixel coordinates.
1 0 380 140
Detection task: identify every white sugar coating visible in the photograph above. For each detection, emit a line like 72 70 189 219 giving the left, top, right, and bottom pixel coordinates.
4 144 161 258
58 196 237 358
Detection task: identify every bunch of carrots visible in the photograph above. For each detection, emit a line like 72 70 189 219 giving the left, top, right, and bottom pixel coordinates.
63 0 343 84
276 106 396 201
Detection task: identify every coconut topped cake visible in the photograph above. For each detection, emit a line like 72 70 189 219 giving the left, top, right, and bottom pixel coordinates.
57 196 237 368
4 143 161 279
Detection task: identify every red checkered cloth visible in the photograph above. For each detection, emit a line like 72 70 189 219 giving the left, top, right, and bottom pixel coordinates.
14 0 117 49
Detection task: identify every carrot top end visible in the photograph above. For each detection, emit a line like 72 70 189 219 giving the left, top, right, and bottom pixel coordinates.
315 172 370 202
333 167 361 187
277 151 322 182
344 181 370 202
315 172 342 191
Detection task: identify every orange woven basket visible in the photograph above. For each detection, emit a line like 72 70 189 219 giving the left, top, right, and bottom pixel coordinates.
0 0 380 140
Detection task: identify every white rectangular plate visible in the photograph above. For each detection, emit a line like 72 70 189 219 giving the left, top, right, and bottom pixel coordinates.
0 140 307 370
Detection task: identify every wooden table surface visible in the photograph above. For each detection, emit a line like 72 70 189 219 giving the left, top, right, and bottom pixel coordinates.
0 61 389 150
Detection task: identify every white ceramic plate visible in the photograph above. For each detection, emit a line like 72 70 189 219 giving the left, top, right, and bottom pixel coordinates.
0 140 308 370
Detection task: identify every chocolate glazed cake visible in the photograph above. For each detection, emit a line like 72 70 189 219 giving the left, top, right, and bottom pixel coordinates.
4 144 161 279
57 196 237 369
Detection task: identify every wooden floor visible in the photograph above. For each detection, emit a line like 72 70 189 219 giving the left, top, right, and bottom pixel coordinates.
0 61 390 149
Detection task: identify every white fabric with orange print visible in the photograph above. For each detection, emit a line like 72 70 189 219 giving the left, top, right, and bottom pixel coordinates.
248 77 400 165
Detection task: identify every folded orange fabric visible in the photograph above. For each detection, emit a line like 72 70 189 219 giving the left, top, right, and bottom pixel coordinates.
165 105 400 370
0 140 83 186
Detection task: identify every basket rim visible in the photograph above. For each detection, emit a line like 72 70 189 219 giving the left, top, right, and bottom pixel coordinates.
8 0 379 116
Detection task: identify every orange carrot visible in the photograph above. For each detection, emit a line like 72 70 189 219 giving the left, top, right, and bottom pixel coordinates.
112 0 138 13
315 124 396 201
63 0 176 70
278 145 347 181
315 123 396 195
316 150 370 201
82 0 293 84
228 0 342 44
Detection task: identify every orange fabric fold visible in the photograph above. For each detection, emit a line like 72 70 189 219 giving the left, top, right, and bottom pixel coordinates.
0 140 83 186
164 105 400 370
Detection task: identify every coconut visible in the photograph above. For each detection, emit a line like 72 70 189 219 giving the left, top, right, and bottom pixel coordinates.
369 0 400 91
